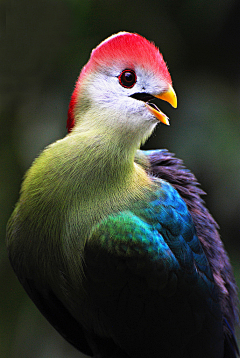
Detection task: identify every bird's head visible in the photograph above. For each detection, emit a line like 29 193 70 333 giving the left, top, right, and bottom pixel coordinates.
67 32 177 145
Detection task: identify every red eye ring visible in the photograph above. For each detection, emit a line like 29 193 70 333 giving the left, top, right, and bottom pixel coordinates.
118 69 137 88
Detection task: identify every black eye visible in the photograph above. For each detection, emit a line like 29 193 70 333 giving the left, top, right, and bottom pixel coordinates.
118 69 137 88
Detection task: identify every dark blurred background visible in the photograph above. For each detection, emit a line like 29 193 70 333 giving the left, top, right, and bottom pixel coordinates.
1 0 240 357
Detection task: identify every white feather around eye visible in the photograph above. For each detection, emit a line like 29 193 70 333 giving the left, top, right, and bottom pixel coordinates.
79 66 168 122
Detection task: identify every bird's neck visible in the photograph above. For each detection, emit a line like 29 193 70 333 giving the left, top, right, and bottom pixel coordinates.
68 129 151 195
65 113 156 208
70 109 154 195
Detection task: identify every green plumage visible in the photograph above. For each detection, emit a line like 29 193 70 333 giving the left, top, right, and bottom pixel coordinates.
7 131 152 292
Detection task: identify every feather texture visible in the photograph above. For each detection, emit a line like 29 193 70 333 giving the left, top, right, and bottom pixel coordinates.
83 177 223 357
7 149 239 358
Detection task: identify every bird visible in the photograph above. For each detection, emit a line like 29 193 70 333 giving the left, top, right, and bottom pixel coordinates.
6 32 239 358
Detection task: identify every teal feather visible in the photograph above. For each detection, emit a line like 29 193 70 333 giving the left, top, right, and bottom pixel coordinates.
83 178 223 357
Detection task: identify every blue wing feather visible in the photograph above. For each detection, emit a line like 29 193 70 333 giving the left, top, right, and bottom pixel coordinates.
84 177 225 357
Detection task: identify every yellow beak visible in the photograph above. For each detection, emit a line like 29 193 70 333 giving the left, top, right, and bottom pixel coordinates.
155 85 177 108
145 85 177 126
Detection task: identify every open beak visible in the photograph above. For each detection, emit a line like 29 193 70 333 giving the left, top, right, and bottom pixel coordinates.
145 85 177 125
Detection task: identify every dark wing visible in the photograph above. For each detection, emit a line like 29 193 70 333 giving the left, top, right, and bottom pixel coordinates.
82 178 227 358
14 272 129 357
12 274 93 356
145 149 239 357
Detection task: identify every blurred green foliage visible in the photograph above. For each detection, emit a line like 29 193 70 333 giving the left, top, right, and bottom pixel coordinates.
1 0 240 356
